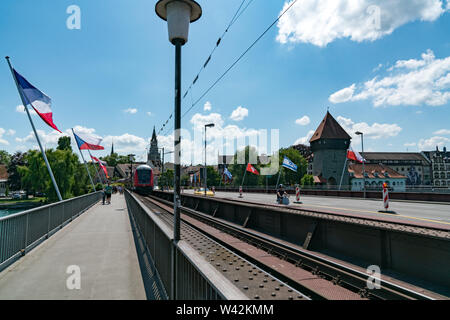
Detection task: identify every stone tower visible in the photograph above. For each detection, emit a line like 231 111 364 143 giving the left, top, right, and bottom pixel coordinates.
148 126 161 167
309 112 351 186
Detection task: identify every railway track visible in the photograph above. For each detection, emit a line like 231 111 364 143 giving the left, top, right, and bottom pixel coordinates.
139 193 435 300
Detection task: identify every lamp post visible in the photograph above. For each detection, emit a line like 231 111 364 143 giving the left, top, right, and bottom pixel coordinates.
155 0 202 300
204 123 215 196
128 154 135 191
355 131 366 198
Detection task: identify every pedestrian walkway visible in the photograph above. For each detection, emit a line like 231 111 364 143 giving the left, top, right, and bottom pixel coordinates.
0 194 146 300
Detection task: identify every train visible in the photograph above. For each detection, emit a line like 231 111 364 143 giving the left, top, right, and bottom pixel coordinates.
133 165 154 194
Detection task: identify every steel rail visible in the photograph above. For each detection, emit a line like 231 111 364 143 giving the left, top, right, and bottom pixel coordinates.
146 194 436 300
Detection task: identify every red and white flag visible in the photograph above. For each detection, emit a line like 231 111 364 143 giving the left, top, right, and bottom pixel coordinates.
246 163 260 175
91 155 109 178
347 146 365 163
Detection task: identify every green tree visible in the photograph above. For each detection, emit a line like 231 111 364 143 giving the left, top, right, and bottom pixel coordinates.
159 169 174 188
181 174 190 186
229 146 261 187
57 136 72 151
7 151 27 191
207 166 220 187
301 174 314 187
0 150 11 166
18 149 90 201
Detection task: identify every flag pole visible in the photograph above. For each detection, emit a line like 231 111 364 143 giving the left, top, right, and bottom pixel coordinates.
275 166 283 189
88 149 104 185
72 129 96 192
240 165 247 187
339 157 348 190
5 57 63 201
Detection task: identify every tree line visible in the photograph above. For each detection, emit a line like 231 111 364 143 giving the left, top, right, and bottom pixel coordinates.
0 137 101 202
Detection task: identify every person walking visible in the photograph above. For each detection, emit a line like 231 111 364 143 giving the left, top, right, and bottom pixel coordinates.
105 182 112 205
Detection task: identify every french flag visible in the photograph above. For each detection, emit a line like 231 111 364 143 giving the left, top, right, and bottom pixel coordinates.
73 129 105 150
14 69 61 133
347 146 365 163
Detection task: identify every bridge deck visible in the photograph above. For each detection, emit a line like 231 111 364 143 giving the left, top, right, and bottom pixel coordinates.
184 190 450 227
0 194 146 300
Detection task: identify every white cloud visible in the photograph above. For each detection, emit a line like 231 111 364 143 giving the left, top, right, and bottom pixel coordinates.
329 84 356 104
147 112 153 117
124 108 138 114
418 136 450 150
294 130 315 145
434 129 450 135
404 142 417 147
7 129 16 136
277 0 447 47
15 130 68 147
16 105 37 115
337 116 402 141
230 106 248 121
204 101 212 111
0 128 9 145
295 116 311 126
329 50 450 107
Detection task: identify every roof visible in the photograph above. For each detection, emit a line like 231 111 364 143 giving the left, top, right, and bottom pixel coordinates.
0 165 8 180
309 112 351 143
361 152 430 163
348 163 405 179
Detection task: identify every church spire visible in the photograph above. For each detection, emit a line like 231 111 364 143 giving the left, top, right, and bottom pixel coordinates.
111 139 114 155
152 126 157 142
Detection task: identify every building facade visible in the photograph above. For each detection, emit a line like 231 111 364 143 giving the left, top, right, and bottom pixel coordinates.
348 163 406 192
422 147 450 187
361 152 432 186
309 112 351 186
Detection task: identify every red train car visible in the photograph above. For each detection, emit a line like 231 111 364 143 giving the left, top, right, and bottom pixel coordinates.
133 165 154 194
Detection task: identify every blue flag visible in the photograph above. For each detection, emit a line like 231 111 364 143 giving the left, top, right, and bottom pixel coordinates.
282 156 297 172
223 167 233 180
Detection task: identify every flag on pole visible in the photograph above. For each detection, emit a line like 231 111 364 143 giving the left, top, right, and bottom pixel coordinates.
13 69 61 133
347 146 365 163
246 163 259 175
73 129 105 150
282 156 298 172
91 155 109 179
223 167 233 180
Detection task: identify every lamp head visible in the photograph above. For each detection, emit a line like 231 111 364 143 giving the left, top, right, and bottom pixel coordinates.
205 123 215 128
155 0 202 45
355 131 363 136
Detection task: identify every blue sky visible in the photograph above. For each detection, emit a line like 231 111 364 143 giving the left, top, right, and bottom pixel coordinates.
0 0 449 164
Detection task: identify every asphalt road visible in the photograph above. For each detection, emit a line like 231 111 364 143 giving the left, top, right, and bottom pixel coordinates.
184 190 450 227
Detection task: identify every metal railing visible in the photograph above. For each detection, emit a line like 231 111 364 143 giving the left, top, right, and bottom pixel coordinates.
124 190 246 300
0 192 102 272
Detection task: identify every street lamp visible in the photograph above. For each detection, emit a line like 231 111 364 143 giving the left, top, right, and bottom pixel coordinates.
204 123 215 196
355 131 366 198
155 0 202 300
128 154 136 191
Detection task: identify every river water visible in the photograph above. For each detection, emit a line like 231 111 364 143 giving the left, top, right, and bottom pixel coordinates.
0 209 23 218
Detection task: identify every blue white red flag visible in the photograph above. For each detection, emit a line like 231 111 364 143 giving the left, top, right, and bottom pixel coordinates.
14 69 61 133
73 129 104 150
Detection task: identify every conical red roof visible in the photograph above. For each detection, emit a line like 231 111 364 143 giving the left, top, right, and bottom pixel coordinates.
309 112 351 143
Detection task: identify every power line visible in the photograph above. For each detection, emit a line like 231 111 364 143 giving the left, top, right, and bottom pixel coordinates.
180 0 299 120
158 0 256 137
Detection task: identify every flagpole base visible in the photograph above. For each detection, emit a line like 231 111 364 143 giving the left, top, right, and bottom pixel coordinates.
378 210 397 214
294 201 303 204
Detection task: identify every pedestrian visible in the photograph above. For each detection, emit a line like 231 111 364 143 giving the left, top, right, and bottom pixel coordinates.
105 182 112 205
102 188 106 205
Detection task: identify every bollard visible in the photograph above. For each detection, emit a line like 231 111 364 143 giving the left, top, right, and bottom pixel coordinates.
378 183 396 214
294 186 303 204
238 186 243 198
